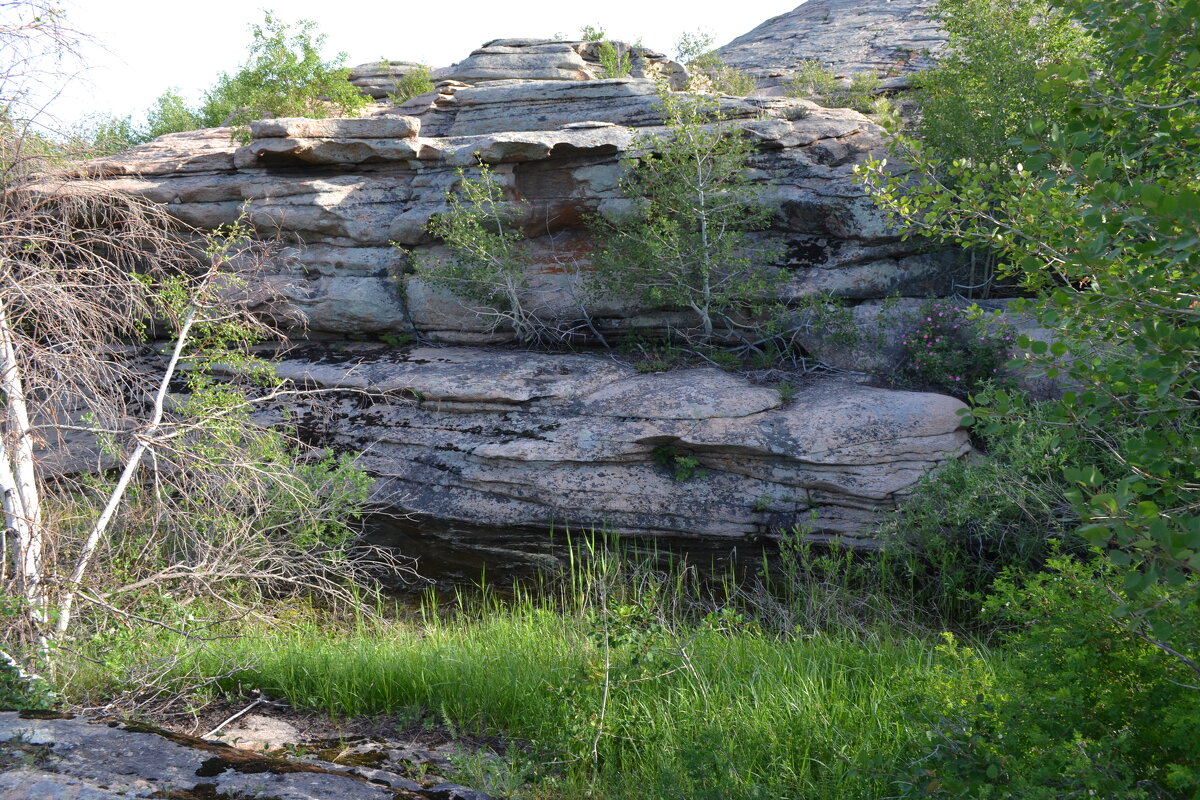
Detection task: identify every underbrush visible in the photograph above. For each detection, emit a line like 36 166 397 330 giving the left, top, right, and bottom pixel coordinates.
64 542 1000 800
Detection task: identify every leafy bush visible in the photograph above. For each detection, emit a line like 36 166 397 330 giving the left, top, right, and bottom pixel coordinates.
878 388 1090 621
786 61 882 113
912 0 1092 167
416 163 544 343
590 87 780 342
386 64 434 104
597 39 633 79
674 31 756 96
900 556 1200 799
896 300 1013 398
857 0 1199 612
199 12 367 132
143 88 205 139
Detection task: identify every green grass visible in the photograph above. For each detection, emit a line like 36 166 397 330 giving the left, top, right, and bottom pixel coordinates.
65 543 1002 799
204 620 991 798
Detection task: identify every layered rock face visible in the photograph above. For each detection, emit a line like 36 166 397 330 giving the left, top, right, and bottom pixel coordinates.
716 0 946 93
59 28 973 542
74 71 959 342
267 345 970 542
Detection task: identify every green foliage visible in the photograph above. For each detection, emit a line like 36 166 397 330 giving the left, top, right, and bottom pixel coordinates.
379 331 413 348
652 445 708 481
900 556 1200 799
579 24 607 42
896 300 1014 398
878 389 1092 621
385 64 434 104
787 60 841 99
416 163 544 343
100 543 998 800
857 0 1200 612
591 87 781 342
674 31 756 96
199 12 367 134
76 114 143 155
912 0 1092 166
597 39 633 79
143 88 205 139
786 62 882 113
0 598 56 709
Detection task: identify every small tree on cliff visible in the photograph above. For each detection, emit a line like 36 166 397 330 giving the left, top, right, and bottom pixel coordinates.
590 87 780 343
200 12 368 130
418 163 544 344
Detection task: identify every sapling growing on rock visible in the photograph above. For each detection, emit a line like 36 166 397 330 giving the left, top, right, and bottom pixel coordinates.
417 163 541 343
591 85 782 343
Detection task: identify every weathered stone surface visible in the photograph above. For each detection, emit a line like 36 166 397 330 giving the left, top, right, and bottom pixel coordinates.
438 39 686 89
263 345 971 542
249 115 421 140
0 712 418 800
716 0 947 93
68 82 960 341
213 713 302 752
69 128 237 177
348 60 427 99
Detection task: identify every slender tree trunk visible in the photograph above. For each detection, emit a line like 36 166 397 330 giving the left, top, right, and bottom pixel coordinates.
54 306 197 637
0 300 47 624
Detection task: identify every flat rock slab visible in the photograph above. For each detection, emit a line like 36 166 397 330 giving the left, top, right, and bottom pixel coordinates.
261 345 971 542
0 711 495 800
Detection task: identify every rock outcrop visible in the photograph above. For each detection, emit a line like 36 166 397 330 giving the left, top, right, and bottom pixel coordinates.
72 72 959 342
0 711 494 800
262 344 970 541
716 0 946 93
54 23 974 543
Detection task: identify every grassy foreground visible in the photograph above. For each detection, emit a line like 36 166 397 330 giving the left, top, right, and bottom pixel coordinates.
67 550 1001 800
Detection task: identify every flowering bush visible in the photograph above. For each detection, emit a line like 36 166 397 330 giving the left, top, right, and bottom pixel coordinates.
898 301 1013 398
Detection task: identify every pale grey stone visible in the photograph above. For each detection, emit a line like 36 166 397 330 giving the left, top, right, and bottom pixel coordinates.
716 0 947 92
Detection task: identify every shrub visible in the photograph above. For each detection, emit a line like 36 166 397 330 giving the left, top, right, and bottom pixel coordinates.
199 12 367 132
899 556 1200 799
878 388 1090 622
597 39 633 79
674 31 756 96
415 163 542 343
896 300 1013 398
143 88 205 138
785 61 887 113
912 0 1092 166
386 64 434 104
73 114 144 155
857 0 1199 618
787 60 841 100
590 86 780 343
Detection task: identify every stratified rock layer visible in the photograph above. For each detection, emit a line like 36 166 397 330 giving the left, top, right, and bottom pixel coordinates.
71 74 958 341
265 345 971 542
716 0 946 92
55 25 974 542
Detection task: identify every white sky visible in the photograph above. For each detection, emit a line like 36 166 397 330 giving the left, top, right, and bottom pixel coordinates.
47 0 799 129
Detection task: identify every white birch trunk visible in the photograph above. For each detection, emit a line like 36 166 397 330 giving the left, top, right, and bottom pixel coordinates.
0 300 46 623
54 307 198 637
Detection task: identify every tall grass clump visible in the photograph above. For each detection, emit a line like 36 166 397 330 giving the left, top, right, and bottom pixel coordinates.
72 539 1002 800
